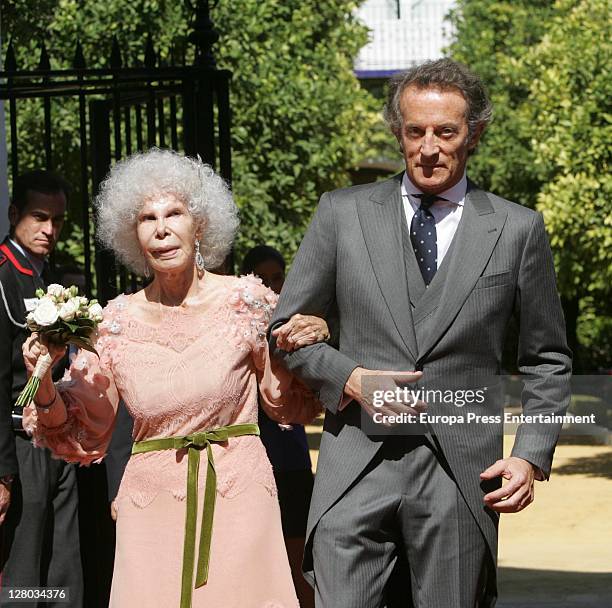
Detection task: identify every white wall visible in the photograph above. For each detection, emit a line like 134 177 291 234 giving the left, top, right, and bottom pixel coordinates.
0 10 10 240
355 0 456 74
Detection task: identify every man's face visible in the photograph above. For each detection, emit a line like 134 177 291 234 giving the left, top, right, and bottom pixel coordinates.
10 190 67 259
397 85 482 194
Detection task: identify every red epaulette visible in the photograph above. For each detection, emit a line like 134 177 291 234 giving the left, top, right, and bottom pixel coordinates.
0 243 34 276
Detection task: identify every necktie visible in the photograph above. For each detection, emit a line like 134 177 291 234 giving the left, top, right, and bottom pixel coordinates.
411 193 440 285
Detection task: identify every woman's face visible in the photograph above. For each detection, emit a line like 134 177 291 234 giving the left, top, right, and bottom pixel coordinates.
136 193 198 275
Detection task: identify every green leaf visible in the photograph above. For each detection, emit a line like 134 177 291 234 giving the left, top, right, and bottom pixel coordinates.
67 336 99 357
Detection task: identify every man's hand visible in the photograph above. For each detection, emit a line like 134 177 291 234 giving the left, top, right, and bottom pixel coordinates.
272 314 330 352
344 367 425 426
110 500 118 522
480 456 535 513
0 481 12 525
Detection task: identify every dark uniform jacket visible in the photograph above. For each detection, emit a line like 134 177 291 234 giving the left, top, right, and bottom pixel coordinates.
0 238 62 477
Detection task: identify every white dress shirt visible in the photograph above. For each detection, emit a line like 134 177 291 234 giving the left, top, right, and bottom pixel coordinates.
401 172 467 267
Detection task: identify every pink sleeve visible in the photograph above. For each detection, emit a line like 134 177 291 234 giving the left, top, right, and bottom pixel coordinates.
256 344 323 425
23 300 122 465
231 275 323 425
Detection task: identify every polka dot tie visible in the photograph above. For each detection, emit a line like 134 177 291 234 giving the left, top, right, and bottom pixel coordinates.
411 193 441 285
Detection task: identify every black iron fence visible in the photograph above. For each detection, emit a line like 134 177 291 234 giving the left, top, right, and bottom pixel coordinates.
1 0 231 304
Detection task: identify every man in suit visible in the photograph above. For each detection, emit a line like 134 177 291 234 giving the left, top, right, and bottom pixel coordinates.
270 58 571 607
0 170 83 606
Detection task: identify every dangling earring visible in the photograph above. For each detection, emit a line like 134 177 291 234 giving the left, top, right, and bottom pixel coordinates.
195 239 205 272
143 261 151 279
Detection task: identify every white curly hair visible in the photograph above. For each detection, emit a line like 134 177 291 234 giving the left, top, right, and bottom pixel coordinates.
95 148 239 275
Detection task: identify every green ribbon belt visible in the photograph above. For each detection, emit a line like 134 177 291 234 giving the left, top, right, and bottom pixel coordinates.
131 423 260 608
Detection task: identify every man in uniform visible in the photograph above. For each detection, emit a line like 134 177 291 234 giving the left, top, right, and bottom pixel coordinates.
0 170 83 606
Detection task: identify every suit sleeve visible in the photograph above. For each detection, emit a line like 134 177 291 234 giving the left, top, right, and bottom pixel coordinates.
0 278 19 477
269 192 359 414
510 212 572 478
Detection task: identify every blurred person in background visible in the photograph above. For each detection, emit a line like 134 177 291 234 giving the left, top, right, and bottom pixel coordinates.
243 245 327 608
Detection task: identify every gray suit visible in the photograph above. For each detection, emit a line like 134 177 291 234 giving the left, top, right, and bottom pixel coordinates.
270 174 571 607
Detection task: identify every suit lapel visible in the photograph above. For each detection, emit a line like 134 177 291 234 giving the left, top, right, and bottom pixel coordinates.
5 239 44 290
357 175 418 362
416 184 508 363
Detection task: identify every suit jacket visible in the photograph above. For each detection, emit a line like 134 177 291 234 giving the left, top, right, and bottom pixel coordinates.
270 173 572 584
0 239 46 476
0 239 66 478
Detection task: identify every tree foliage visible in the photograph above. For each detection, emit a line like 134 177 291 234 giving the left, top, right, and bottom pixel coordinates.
213 1 376 261
448 0 611 369
1 0 375 264
447 0 555 205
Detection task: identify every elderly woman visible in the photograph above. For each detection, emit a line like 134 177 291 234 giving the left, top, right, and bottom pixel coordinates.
22 149 327 608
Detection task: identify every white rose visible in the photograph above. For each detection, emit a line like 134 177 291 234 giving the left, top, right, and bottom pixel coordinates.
88 302 104 323
32 298 60 327
59 298 80 321
26 311 37 330
71 297 86 317
46 284 65 299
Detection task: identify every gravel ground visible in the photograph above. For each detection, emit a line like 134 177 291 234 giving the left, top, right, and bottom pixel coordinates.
496 439 612 607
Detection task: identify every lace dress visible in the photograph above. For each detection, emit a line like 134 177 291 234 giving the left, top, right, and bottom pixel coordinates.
24 274 321 608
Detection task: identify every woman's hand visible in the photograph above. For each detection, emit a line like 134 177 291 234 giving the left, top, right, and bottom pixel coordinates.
22 334 66 377
272 314 330 352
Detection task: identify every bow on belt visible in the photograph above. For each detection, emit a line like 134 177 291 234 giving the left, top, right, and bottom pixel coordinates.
131 423 260 608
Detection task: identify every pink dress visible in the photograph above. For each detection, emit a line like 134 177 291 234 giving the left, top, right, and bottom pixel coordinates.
25 274 321 608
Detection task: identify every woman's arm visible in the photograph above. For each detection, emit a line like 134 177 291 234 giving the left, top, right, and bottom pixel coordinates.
21 306 122 465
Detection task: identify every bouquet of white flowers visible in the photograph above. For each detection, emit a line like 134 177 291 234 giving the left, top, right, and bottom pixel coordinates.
15 284 104 408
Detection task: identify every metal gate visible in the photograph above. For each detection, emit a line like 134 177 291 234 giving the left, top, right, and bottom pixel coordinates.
1 0 231 304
